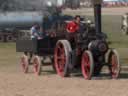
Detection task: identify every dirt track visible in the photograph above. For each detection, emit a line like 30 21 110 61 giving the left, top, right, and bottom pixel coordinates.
0 50 128 96
1 8 128 96
1 70 128 96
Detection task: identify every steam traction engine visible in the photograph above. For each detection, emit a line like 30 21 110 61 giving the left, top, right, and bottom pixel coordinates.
16 8 74 75
16 0 120 79
54 0 120 79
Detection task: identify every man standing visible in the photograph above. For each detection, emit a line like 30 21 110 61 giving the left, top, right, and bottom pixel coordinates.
66 15 81 46
66 15 82 69
30 23 42 40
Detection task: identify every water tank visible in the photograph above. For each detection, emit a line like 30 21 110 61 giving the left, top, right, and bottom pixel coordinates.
0 12 44 30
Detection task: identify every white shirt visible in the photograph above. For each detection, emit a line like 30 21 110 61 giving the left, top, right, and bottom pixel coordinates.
30 26 42 39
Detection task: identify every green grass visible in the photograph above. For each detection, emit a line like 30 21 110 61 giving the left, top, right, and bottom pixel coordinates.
0 42 16 48
0 43 20 70
102 15 128 48
86 15 128 48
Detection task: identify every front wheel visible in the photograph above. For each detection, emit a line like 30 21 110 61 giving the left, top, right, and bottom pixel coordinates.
108 49 120 79
33 55 42 75
20 54 29 73
81 50 94 80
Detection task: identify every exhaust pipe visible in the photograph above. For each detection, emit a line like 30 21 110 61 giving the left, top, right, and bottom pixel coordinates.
92 0 102 34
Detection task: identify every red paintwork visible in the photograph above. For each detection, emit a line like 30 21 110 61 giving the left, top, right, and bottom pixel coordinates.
66 21 79 33
20 55 28 73
33 57 40 75
81 53 91 79
54 43 66 77
111 54 118 78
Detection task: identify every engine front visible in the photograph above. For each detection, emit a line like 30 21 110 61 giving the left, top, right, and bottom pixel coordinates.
88 40 108 56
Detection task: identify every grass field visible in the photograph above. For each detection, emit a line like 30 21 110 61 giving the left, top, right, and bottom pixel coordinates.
100 15 128 48
0 43 20 72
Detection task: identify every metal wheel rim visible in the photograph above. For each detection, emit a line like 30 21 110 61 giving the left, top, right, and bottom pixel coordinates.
110 52 120 79
81 51 93 80
20 55 28 73
33 56 41 75
55 43 66 77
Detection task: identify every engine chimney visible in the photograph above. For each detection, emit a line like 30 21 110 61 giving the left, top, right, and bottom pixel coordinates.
92 0 102 34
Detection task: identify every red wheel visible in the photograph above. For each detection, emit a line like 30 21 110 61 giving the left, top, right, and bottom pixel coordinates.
20 54 29 73
54 40 72 77
81 50 94 80
108 49 120 79
33 56 42 75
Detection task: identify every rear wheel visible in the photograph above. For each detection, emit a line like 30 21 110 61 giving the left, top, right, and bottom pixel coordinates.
81 50 94 80
54 40 72 77
33 55 42 75
108 49 120 79
20 54 29 73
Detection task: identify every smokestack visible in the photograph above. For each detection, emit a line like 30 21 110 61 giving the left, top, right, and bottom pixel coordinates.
92 0 102 34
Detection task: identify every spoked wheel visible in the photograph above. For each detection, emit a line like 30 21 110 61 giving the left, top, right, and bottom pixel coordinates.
20 54 29 73
108 49 120 79
54 40 72 77
81 50 94 80
33 55 42 75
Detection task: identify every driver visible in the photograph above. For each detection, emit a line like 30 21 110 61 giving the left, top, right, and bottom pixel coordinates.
66 15 81 47
66 15 81 33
